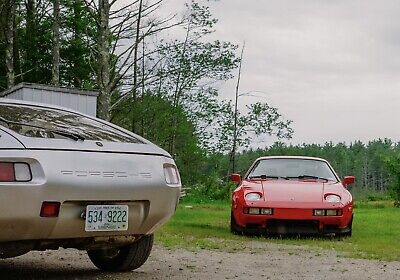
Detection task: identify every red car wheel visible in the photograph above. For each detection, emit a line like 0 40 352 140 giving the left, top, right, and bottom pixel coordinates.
230 212 243 235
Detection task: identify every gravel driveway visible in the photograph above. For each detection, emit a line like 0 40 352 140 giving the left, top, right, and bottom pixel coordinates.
0 242 399 279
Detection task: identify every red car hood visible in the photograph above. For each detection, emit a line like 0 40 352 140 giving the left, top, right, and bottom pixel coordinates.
263 181 326 203
243 179 346 203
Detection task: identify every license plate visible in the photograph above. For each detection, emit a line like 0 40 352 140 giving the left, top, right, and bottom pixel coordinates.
85 205 129 232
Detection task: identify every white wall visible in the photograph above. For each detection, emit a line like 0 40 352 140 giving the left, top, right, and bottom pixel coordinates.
4 85 97 117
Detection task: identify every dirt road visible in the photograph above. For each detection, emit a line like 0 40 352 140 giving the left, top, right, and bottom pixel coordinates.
0 242 399 279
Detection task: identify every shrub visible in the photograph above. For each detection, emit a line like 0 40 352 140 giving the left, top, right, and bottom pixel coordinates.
182 174 236 203
384 155 400 207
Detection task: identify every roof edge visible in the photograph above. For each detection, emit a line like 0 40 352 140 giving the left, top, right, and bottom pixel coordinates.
256 156 328 162
0 83 98 97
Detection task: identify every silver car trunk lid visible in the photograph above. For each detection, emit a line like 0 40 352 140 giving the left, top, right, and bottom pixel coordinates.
6 132 169 156
0 100 170 157
0 129 25 149
16 135 170 156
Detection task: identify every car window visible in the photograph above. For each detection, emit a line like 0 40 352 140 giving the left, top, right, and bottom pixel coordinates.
0 104 143 143
248 158 337 181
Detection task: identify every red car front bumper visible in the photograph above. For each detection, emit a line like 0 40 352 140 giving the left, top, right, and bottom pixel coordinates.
232 202 353 235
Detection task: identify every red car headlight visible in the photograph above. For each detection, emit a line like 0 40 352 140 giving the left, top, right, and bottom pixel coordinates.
245 193 262 201
325 194 341 203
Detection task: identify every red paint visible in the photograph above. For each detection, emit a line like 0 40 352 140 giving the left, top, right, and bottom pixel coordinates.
342 176 356 188
230 173 242 184
231 157 355 235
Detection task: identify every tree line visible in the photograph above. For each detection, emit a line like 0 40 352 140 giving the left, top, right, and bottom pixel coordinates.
227 139 399 198
3 2 399 204
0 0 293 185
182 139 400 203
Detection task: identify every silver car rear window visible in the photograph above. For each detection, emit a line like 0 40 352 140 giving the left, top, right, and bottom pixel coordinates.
0 104 143 143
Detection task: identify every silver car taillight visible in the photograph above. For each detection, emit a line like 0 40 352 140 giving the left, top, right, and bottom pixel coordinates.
164 164 180 185
0 162 32 182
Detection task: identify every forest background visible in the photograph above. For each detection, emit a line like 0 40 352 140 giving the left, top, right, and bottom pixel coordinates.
0 0 398 203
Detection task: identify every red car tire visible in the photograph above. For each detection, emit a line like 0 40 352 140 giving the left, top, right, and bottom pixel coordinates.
338 215 353 238
230 211 243 235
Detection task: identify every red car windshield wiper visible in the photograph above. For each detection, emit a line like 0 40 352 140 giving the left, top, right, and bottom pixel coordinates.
291 175 330 182
248 175 289 180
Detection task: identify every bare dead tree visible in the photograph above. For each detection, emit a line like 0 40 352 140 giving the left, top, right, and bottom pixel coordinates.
130 0 143 132
132 0 143 96
82 0 181 121
229 42 245 174
168 18 192 156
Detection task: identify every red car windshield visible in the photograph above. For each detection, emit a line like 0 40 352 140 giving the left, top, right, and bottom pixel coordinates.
247 158 338 182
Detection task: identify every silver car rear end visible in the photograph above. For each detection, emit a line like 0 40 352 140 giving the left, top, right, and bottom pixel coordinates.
0 149 180 242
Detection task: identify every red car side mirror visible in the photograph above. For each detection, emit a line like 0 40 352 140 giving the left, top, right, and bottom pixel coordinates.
342 176 355 187
230 173 241 184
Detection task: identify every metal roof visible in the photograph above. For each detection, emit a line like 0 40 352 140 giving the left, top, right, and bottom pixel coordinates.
0 83 98 97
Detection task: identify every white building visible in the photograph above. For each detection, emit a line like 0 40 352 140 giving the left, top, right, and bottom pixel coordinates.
0 83 98 117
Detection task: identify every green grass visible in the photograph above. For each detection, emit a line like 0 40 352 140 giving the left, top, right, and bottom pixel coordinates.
156 200 400 261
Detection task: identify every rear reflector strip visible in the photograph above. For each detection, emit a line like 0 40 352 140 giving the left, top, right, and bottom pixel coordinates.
40 202 61 217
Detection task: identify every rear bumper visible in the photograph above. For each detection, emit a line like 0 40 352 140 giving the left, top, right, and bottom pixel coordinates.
0 149 181 242
0 190 180 242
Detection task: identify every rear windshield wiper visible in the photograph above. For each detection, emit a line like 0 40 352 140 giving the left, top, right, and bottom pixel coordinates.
249 175 289 180
0 116 85 141
0 116 11 126
47 129 85 141
291 175 329 182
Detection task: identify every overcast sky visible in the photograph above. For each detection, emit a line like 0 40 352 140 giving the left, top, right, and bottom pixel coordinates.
160 0 400 145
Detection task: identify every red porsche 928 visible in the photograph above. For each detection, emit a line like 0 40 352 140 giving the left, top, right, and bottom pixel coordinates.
230 156 355 236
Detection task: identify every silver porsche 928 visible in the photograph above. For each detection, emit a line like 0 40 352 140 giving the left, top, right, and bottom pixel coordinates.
0 99 181 272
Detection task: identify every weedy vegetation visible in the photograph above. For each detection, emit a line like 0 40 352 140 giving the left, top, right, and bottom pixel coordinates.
156 199 400 261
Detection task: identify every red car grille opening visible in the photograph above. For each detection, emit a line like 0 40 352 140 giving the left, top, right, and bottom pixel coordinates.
266 219 320 234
